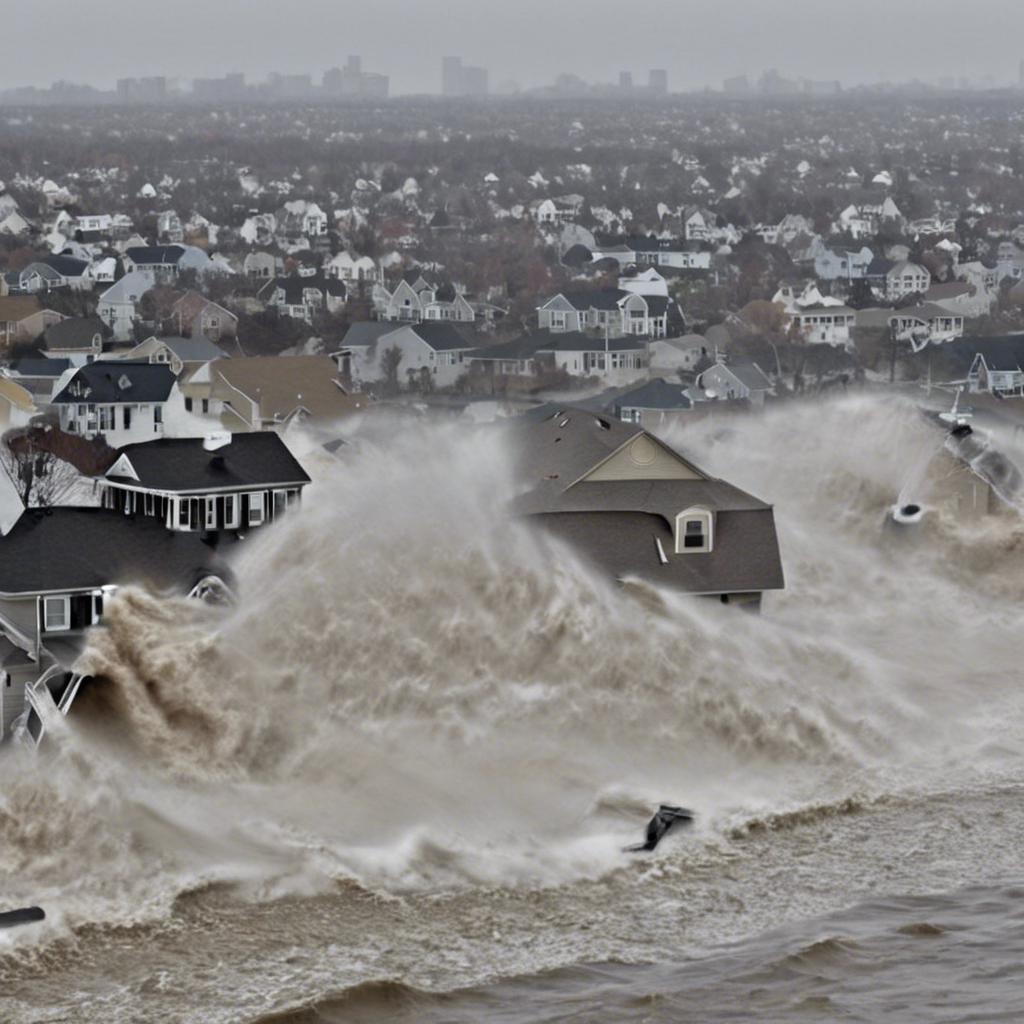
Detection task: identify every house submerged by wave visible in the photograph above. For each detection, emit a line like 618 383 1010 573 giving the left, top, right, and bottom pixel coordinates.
509 407 784 608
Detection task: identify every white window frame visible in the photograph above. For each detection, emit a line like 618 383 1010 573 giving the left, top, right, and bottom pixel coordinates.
674 508 713 554
247 491 265 527
43 596 71 632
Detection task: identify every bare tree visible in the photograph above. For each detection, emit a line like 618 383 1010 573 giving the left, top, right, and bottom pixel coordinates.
381 344 404 396
0 429 82 509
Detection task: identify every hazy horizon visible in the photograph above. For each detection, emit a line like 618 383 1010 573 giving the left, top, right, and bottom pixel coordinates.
6 0 1023 93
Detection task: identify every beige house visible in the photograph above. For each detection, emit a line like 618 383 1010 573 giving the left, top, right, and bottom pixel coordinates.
210 356 368 430
0 296 64 349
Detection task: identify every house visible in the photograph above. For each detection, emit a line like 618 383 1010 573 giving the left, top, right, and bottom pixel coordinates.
467 334 547 379
122 244 210 279
96 270 157 340
867 259 931 301
14 255 92 294
0 296 63 348
648 334 712 376
120 335 229 377
41 317 108 365
211 356 366 430
325 251 377 283
532 195 584 226
167 291 238 341
790 304 857 347
275 200 329 241
814 245 874 282
887 304 965 352
533 331 648 386
613 377 693 427
243 251 281 279
52 361 188 445
375 273 476 324
537 288 673 339
0 507 232 741
509 407 784 607
156 210 184 243
100 431 310 534
258 273 347 322
351 322 479 389
681 207 713 242
3 358 72 406
630 236 712 271
696 361 774 405
331 321 403 379
0 377 38 429
940 336 1024 396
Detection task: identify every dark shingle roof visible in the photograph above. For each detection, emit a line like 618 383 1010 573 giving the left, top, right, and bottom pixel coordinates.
126 245 185 266
339 322 401 348
613 378 693 411
108 432 310 492
533 331 646 353
40 254 90 278
408 322 476 351
52 362 176 404
43 316 107 351
0 508 231 596
9 357 71 377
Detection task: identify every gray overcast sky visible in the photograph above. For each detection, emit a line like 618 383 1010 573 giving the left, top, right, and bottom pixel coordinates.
6 0 1021 92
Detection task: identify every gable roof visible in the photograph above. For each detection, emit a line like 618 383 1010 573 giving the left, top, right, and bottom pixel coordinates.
140 335 228 363
43 316 107 351
0 508 230 596
613 378 693 411
108 432 310 492
52 362 176 404
407 322 476 351
339 321 401 349
533 331 647 353
212 356 365 423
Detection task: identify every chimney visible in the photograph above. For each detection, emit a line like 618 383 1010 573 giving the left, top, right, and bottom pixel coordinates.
203 431 231 452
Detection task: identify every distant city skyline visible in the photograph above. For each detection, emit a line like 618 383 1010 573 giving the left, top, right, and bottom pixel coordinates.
3 0 1023 95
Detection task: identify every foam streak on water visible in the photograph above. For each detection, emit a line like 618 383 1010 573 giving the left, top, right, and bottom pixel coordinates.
1 395 1023 1022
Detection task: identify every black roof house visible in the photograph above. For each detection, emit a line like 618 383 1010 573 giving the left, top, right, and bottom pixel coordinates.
508 407 784 603
52 362 176 405
106 432 311 493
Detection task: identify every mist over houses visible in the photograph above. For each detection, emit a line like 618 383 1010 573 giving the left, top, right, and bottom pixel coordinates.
4 90 1024 741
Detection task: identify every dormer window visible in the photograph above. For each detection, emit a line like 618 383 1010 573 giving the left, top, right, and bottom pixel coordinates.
675 508 713 554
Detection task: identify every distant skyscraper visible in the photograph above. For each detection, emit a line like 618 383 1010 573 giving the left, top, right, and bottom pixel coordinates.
649 69 668 95
442 56 463 97
619 71 634 92
441 57 488 97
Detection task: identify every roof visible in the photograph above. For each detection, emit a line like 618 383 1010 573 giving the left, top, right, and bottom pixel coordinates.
0 295 42 322
0 508 231 596
0 377 35 413
708 362 773 391
470 334 547 361
407 322 477 351
212 356 365 424
939 335 1024 374
108 432 310 492
143 335 228 363
43 316 106 351
125 245 186 266
533 331 647 353
339 321 401 349
613 378 693 411
263 274 347 305
41 254 90 278
8 357 72 378
507 407 782 595
52 362 176 405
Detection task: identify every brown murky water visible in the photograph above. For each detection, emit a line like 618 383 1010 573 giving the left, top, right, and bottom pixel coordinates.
2 397 1023 1023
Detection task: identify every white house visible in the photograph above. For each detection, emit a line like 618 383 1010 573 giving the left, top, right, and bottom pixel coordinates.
533 332 648 386
97 270 156 341
351 322 478 389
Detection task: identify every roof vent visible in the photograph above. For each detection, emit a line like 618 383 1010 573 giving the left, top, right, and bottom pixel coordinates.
118 374 132 390
203 431 232 452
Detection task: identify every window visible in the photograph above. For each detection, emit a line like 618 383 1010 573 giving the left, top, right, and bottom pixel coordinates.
177 498 190 528
224 494 240 529
247 492 265 526
675 509 713 554
185 397 193 412
205 499 217 530
43 596 70 632
153 405 162 432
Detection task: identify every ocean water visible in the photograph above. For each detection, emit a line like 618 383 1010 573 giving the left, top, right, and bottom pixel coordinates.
1 395 1023 1023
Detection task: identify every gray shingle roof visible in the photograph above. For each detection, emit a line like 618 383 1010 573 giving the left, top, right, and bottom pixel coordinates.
108 432 310 492
0 508 231 596
52 362 176 405
613 378 693 411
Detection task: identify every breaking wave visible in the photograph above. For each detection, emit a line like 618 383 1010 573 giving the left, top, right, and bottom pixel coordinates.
2 395 1023 943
